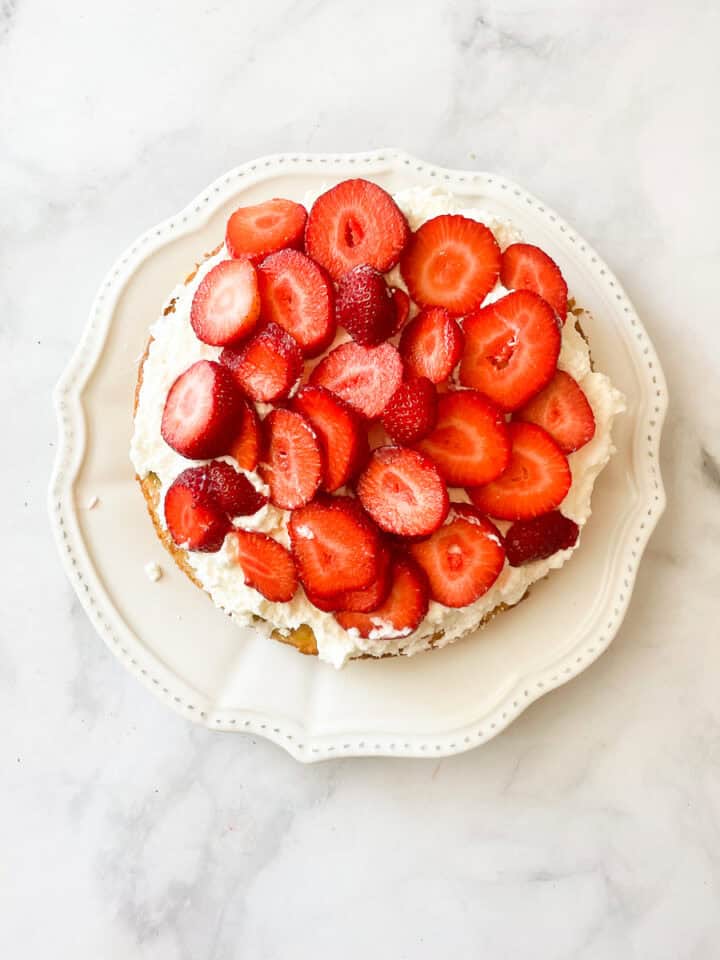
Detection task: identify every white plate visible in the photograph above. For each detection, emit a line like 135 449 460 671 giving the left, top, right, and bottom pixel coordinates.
49 150 667 762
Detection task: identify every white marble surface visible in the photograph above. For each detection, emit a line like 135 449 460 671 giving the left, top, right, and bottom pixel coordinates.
3 0 720 955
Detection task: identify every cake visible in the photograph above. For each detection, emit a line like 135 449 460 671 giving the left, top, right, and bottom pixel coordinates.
130 179 625 668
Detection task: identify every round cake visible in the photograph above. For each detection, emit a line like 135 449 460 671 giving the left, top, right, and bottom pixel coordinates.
130 181 625 668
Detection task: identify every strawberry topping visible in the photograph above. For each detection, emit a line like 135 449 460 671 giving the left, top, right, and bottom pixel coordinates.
228 399 262 471
335 264 396 346
504 511 579 567
204 460 267 516
309 341 403 419
357 446 449 537
381 377 437 445
260 409 322 510
220 322 302 403
335 552 429 638
190 259 260 347
500 243 568 322
516 370 595 453
226 198 307 263
161 359 244 460
290 385 368 492
226 530 298 602
304 546 391 614
399 306 464 384
389 287 411 334
164 468 230 552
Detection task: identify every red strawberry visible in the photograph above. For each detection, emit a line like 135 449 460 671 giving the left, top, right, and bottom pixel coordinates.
390 287 411 334
257 248 336 357
357 446 449 537
399 307 464 384
289 496 381 596
305 178 409 280
290 386 368 492
226 530 298 602
400 214 501 315
335 264 395 346
205 461 267 516
504 511 579 567
416 391 511 487
335 552 429 638
468 422 571 520
408 505 505 608
260 409 322 510
164 468 230 552
220 322 302 403
228 399 262 471
381 377 437 445
516 370 596 453
500 243 568 322
304 547 391 613
309 341 403 419
161 359 244 460
460 290 561 411
226 198 307 263
190 259 260 347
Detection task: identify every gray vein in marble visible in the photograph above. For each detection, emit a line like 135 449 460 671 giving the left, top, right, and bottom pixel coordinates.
701 446 720 488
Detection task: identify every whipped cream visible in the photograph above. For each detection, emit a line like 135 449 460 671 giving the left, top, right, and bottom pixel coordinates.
131 187 625 668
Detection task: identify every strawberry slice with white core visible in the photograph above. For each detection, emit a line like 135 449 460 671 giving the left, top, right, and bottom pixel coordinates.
335 552 429 638
228 399 262 471
260 409 322 510
220 322 303 403
190 259 260 347
400 214 501 315
399 306 464 384
408 504 506 608
305 547 392 613
226 198 307 263
161 359 243 460
226 530 298 602
258 248 336 357
357 446 449 538
289 496 381 597
516 370 596 453
290 385 368 492
309 341 403 419
460 290 561 411
468 422 571 521
500 243 568 322
416 391 511 487
305 178 410 281
164 468 230 552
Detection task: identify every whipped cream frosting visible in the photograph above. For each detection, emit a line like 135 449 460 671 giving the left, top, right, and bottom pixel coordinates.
130 187 626 668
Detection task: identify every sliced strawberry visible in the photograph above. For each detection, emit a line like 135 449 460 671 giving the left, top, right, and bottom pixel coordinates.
161 359 243 460
259 409 322 510
304 547 391 613
190 259 260 347
459 290 561 411
164 468 230 552
257 248 336 357
500 243 568 322
305 178 410 280
335 264 395 346
226 530 298 602
290 385 368 492
399 306 464 384
408 505 505 608
205 461 267 516
389 287 411 334
468 422 571 520
381 377 437 445
309 341 403 419
289 496 381 596
220 322 302 403
400 214 501 315
505 511 579 567
416 391 511 487
516 370 596 453
226 198 307 263
335 552 429 638
357 446 449 537
228 399 262 471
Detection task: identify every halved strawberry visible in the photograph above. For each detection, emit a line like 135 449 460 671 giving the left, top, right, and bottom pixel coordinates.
460 290 561 411
164 468 230 552
228 399 262 471
309 341 403 419
257 248 336 356
220 322 303 403
408 504 505 608
400 214 501 315
504 511 579 567
389 287 411 334
516 370 595 453
205 461 267 516
335 264 395 346
335 552 429 638
500 243 568 322
290 385 368 492
357 446 449 537
226 530 298 602
260 409 322 510
399 306 464 384
381 377 437 445
305 178 410 280
289 496 381 596
304 546 391 614
416 391 511 487
190 259 260 347
226 198 307 263
161 359 243 460
468 422 571 520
